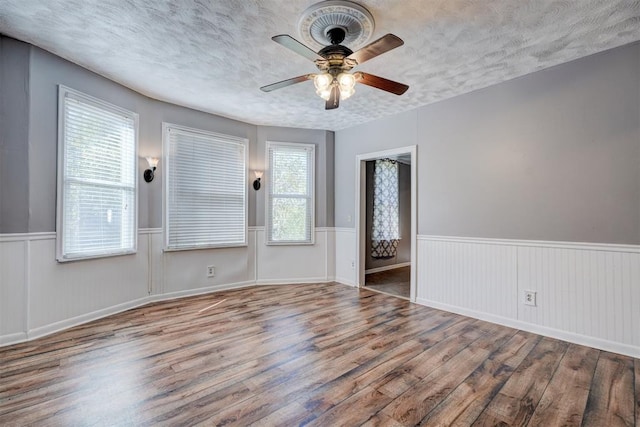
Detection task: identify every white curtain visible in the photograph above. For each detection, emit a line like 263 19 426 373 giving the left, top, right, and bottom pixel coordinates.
371 159 400 258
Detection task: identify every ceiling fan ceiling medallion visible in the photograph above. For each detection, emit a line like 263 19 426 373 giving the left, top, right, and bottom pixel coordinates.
261 0 409 110
298 0 375 52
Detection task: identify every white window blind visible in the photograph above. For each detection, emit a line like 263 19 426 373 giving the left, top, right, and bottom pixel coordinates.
266 142 315 245
57 86 138 261
164 124 247 250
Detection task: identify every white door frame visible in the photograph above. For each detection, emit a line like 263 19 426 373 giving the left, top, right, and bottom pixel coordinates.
355 145 417 301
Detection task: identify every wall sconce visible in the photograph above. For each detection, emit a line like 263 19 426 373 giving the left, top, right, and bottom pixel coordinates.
144 157 159 183
253 171 263 191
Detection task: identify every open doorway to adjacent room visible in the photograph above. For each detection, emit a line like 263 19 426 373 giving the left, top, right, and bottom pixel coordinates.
355 146 417 301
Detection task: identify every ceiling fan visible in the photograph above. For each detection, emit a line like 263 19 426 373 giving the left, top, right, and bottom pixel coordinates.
260 27 409 110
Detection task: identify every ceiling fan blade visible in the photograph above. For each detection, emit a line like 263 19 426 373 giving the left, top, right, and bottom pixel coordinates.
260 74 313 92
325 85 340 110
355 72 409 95
272 35 323 62
347 34 404 65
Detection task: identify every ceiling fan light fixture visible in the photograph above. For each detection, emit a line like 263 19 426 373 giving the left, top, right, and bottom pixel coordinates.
337 72 356 100
313 73 332 91
314 72 333 100
339 86 355 100
338 72 355 87
317 87 333 100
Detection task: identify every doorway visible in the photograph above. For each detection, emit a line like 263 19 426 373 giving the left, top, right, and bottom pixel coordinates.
355 146 417 301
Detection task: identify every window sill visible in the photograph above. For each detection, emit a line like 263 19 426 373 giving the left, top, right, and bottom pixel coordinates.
163 243 248 252
265 241 315 246
56 249 137 263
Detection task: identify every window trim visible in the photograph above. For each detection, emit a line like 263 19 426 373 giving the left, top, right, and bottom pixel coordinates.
56 85 139 262
162 122 249 251
265 141 315 246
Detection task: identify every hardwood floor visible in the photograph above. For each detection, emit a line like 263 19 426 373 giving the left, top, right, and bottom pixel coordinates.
365 266 410 299
0 283 638 426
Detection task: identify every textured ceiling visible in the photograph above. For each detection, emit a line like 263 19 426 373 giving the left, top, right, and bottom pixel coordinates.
1 1 639 131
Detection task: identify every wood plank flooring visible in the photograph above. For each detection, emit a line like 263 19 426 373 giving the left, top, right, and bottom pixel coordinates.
365 266 410 299
0 283 638 426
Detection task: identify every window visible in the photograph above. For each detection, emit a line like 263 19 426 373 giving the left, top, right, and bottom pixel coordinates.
164 123 247 250
56 86 138 261
266 142 315 245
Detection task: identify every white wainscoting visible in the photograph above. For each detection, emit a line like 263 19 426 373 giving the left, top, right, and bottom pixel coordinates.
4 230 639 358
255 227 333 284
417 236 640 358
28 233 150 335
334 228 357 286
0 234 30 344
0 227 335 346
418 239 518 319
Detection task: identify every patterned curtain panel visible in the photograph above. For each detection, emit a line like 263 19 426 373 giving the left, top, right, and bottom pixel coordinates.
371 159 400 258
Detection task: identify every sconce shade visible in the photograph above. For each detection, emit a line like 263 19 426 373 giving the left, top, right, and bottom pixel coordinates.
146 157 159 169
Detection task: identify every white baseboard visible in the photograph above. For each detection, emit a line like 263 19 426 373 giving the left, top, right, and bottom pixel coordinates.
21 282 257 345
7 228 639 360
1 226 337 348
148 281 256 302
334 277 357 287
5 279 337 346
0 332 28 347
3 277 343 347
255 277 331 285
416 298 640 359
27 296 151 342
365 262 411 275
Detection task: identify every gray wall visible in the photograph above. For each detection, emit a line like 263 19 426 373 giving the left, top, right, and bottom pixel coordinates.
0 38 30 232
365 161 411 270
0 38 334 233
336 41 640 244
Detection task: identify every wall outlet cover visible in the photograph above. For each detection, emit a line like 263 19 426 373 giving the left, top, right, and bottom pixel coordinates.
524 290 537 306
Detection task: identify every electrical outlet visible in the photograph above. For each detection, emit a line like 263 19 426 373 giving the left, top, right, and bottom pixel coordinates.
524 290 536 306
350 260 355 269
207 266 215 277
